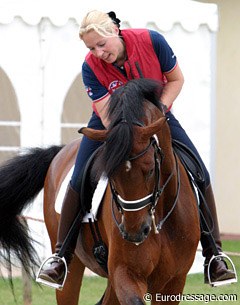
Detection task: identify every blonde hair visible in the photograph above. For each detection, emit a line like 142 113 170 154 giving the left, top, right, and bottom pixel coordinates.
79 10 118 39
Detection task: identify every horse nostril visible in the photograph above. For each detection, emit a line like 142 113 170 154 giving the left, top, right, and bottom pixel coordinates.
119 224 128 239
143 225 151 237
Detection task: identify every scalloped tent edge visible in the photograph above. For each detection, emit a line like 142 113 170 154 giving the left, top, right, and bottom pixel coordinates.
0 0 218 32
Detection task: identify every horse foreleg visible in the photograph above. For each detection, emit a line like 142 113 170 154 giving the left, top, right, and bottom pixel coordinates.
56 255 85 305
150 275 187 305
111 267 147 305
99 280 120 305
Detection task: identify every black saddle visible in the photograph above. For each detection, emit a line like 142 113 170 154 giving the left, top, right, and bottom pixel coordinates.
172 139 206 192
80 146 102 213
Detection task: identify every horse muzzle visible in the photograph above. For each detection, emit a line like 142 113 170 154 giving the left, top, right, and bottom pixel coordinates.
119 221 152 245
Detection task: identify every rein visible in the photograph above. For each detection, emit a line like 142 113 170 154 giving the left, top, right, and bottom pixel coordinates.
110 133 181 235
156 152 180 231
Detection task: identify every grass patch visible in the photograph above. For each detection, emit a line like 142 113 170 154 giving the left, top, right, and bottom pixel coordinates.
0 276 107 305
0 240 239 304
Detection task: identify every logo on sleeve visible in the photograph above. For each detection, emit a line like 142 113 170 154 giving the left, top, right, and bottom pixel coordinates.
85 86 93 97
108 80 124 93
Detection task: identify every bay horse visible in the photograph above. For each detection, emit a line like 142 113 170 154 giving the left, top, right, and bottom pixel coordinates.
0 78 200 305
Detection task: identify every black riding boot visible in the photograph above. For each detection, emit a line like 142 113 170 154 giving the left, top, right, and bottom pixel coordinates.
38 183 83 285
200 184 235 284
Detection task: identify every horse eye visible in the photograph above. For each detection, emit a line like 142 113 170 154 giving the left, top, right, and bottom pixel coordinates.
150 169 154 175
147 168 154 178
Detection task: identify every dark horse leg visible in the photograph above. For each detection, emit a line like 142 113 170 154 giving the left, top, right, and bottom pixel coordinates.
150 276 187 305
110 267 147 305
56 255 85 305
97 282 144 305
100 280 120 305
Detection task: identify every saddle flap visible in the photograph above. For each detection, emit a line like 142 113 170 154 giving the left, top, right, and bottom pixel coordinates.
172 139 205 185
80 146 103 213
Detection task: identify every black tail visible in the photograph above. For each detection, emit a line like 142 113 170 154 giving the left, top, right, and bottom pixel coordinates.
0 145 63 277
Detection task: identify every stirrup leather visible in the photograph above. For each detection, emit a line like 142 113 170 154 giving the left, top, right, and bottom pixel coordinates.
207 252 238 287
36 254 68 290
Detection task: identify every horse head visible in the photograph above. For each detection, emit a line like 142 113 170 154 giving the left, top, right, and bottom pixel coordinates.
111 117 168 244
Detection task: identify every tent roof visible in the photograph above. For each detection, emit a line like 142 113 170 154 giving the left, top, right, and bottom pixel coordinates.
0 0 218 31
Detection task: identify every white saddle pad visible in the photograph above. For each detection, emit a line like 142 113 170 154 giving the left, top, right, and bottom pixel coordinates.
55 167 108 223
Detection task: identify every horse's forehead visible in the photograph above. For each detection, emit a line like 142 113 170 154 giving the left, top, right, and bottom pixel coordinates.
144 100 159 111
131 130 152 153
143 102 162 123
132 127 144 143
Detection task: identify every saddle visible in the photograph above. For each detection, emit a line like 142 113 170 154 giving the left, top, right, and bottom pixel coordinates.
172 139 206 192
80 146 102 213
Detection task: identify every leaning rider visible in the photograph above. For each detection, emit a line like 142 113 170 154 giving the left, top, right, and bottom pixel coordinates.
37 10 236 287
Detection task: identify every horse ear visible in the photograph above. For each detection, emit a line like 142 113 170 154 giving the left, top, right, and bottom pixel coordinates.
139 117 167 141
79 127 107 142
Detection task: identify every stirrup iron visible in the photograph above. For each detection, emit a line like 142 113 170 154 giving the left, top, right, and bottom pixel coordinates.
36 254 68 290
207 252 238 287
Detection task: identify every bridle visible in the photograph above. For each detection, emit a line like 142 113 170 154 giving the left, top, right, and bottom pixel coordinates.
110 131 181 237
110 136 163 211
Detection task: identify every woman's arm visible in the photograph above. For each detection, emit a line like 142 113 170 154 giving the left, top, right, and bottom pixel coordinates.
161 64 184 109
93 96 111 128
82 62 111 127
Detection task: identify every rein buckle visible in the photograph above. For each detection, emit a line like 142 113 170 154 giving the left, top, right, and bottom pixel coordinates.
150 209 159 234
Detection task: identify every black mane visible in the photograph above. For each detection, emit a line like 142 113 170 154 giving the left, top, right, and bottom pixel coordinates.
94 78 163 178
